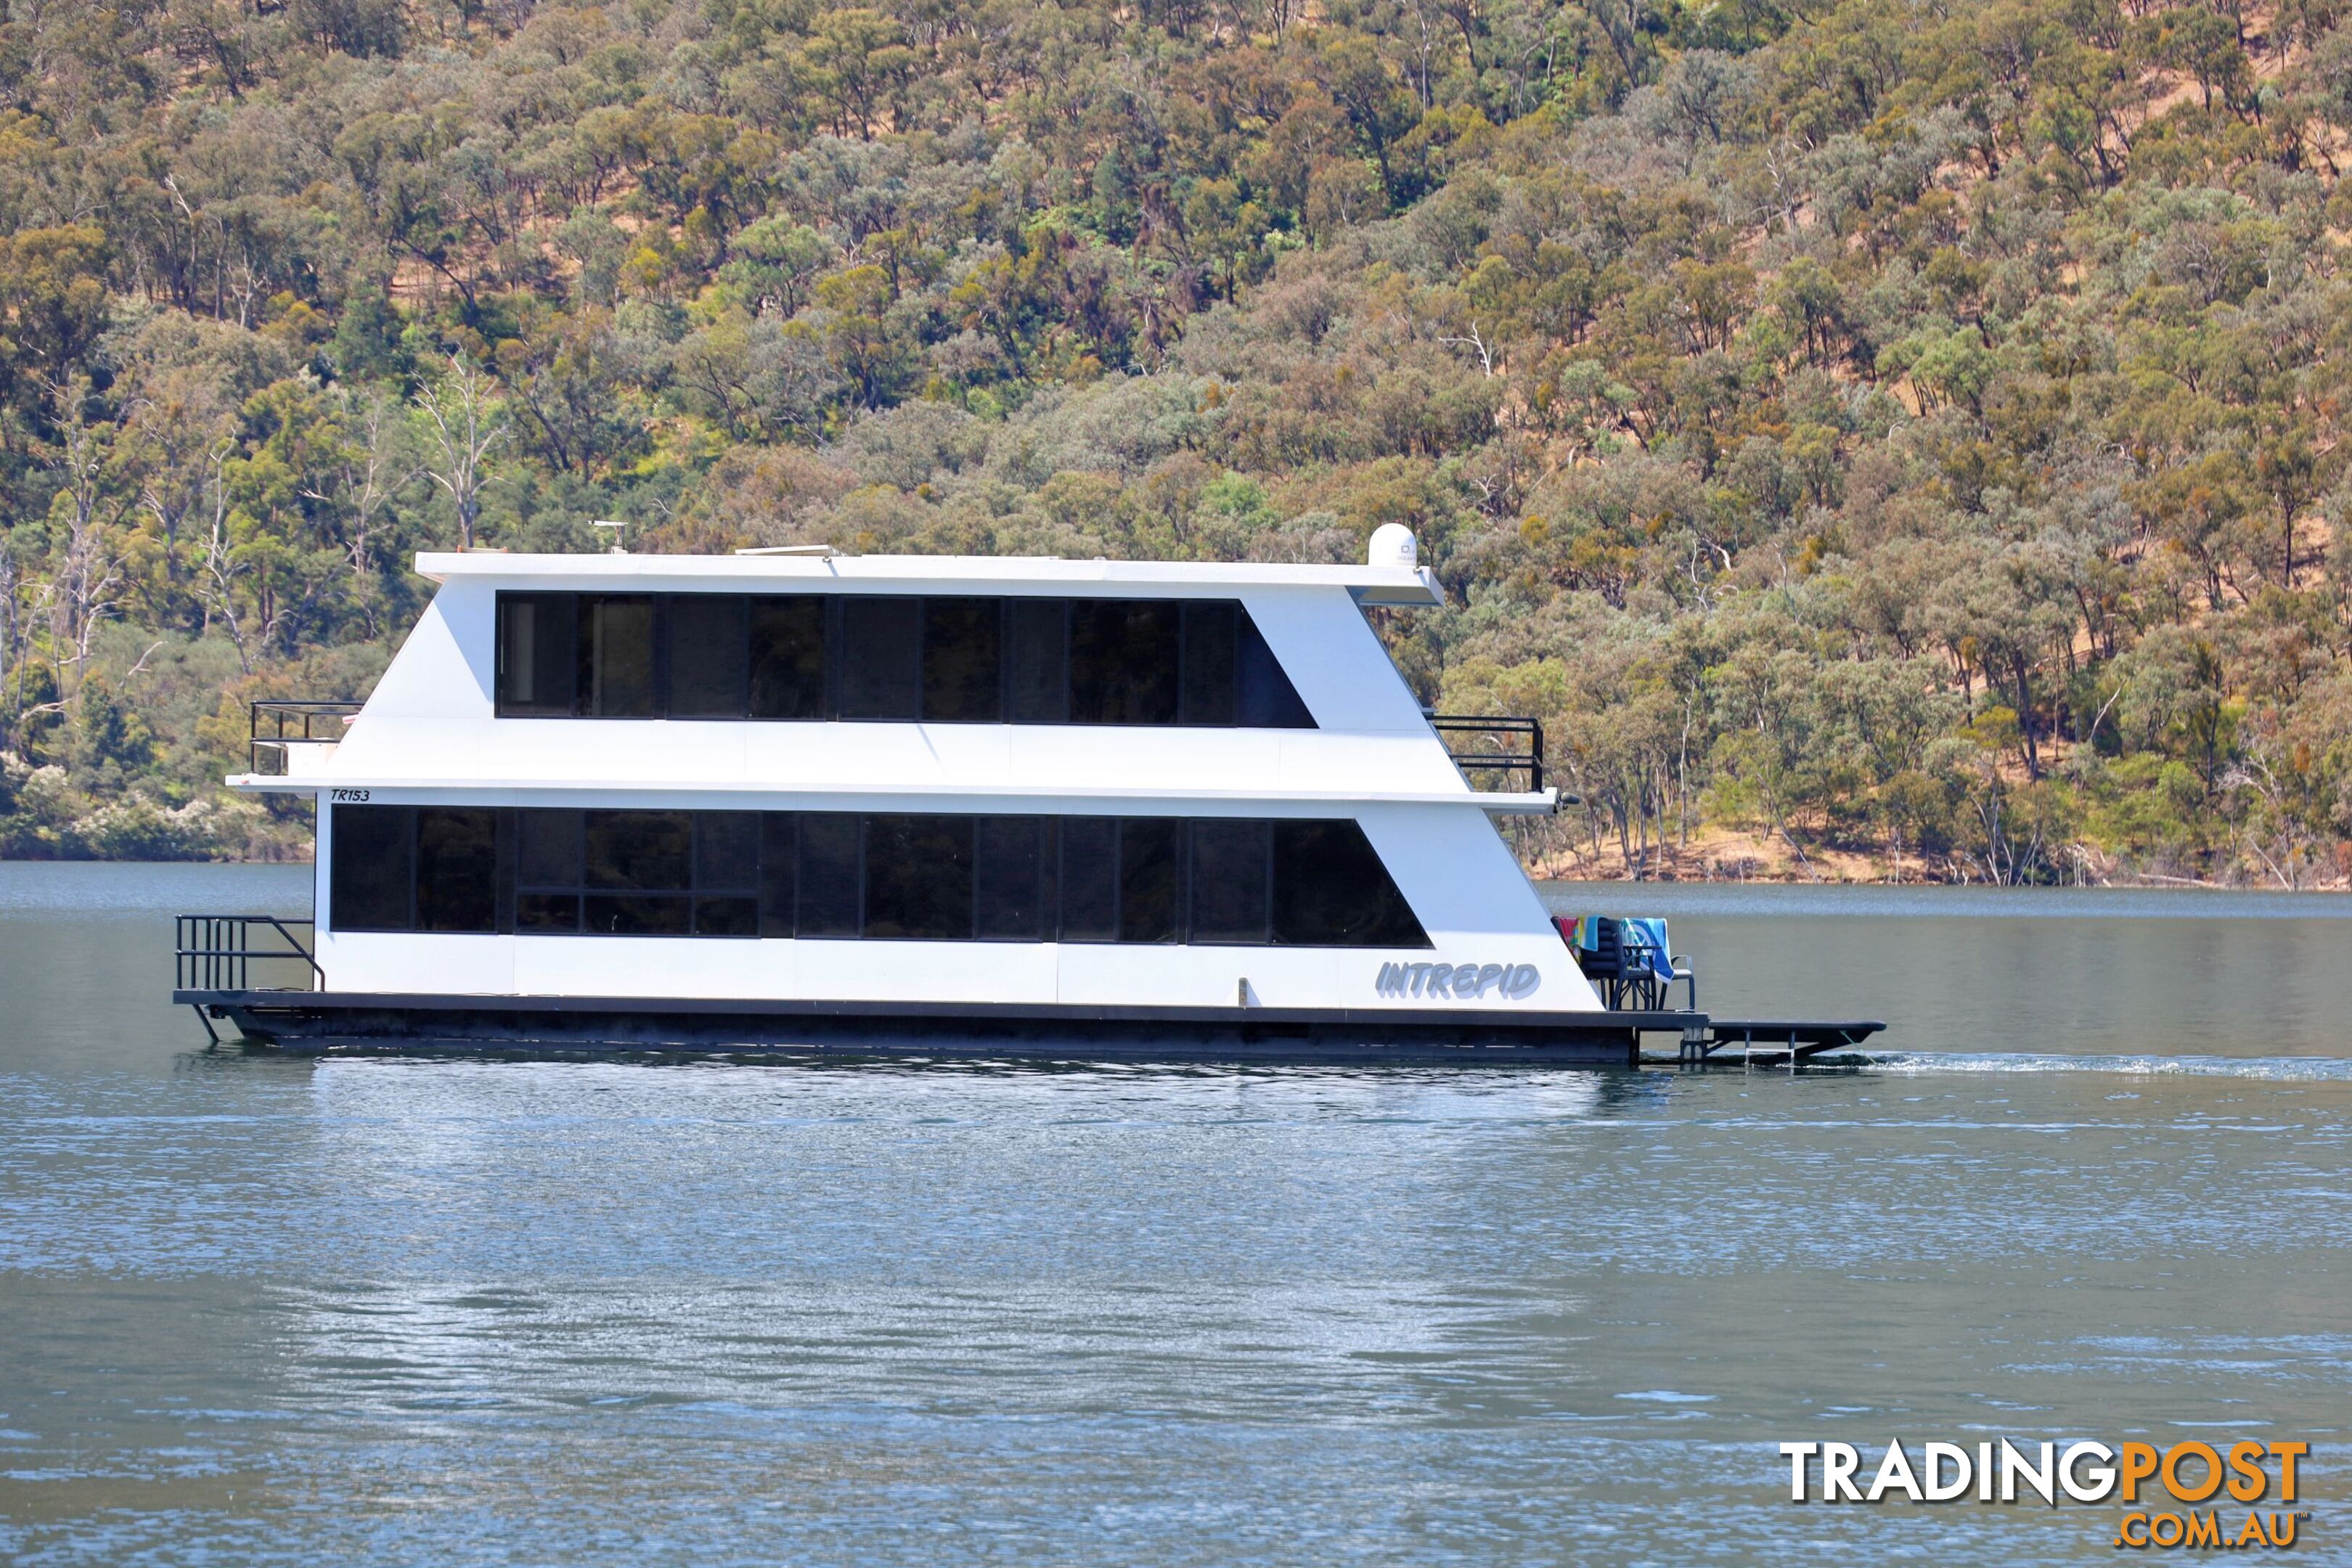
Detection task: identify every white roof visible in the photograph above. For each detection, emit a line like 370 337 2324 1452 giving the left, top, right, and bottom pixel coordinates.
414 551 1445 606
234 544 1565 810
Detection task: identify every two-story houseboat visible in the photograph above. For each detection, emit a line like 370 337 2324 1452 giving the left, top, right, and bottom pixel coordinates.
172 529 1879 1063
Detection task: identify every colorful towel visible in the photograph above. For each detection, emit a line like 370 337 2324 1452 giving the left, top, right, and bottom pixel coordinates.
1621 917 1676 983
1559 915 1676 982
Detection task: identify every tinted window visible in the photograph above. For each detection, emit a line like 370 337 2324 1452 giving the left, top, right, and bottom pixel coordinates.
585 811 690 891
797 813 862 936
1005 600 1069 722
1189 819 1270 943
586 893 690 935
515 809 583 933
758 814 798 936
688 811 759 936
334 807 1423 947
975 817 1053 940
838 597 921 719
518 808 583 887
696 812 759 889
669 595 748 718
1118 817 1181 944
865 814 974 939
1237 611 1312 727
330 805 412 931
497 595 576 715
575 808 693 934
416 807 499 932
923 598 1003 722
1273 820 1426 947
1180 602 1237 726
579 596 657 716
494 592 1315 728
1058 817 1119 941
516 893 580 932
748 597 826 719
694 896 759 936
1070 601 1180 724
508 806 740 937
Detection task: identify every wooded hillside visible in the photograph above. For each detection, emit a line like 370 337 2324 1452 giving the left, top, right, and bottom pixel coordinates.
3 0 2350 881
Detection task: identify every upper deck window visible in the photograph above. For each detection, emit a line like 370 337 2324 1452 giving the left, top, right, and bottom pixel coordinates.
494 592 1313 728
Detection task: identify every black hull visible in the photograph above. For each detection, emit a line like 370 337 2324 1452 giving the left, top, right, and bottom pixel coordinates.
174 989 1685 1066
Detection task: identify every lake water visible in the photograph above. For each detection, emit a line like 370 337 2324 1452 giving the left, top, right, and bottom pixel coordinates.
1 862 2345 1564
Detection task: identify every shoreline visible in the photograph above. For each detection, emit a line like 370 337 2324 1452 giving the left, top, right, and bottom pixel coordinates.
8 854 2352 897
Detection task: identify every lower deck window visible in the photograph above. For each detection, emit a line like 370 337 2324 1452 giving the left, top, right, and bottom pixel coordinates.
329 806 1428 947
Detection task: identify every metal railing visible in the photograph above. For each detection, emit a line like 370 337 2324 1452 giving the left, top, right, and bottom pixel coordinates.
1426 713 1545 794
250 700 363 775
175 915 323 992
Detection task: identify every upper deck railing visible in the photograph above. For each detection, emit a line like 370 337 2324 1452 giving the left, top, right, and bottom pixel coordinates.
249 700 363 775
1426 712 1544 795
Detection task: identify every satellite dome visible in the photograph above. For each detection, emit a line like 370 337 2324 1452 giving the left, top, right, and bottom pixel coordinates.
1367 523 1417 569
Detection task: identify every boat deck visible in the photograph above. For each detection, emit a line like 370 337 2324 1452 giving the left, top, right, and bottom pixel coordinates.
1645 1019 1887 1068
175 989 1882 1067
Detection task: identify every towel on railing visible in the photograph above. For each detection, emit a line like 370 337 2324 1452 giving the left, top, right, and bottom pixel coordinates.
1620 917 1675 983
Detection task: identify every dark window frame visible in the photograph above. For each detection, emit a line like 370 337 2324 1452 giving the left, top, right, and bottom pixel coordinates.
667 593 751 720
329 804 418 933
974 815 1058 942
1270 819 1428 948
1115 816 1185 944
330 807 1426 948
1188 817 1273 946
1070 600 1183 725
794 812 863 938
494 594 577 716
835 596 923 721
749 596 828 719
415 806 502 933
862 812 976 940
576 595 661 718
493 592 1315 730
512 808 762 939
1055 815 1120 942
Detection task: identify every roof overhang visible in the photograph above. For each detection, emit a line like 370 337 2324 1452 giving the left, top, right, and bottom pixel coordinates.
229 775 1556 814
412 551 1445 606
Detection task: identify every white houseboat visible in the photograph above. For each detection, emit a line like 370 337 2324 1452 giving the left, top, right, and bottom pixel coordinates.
173 528 1878 1064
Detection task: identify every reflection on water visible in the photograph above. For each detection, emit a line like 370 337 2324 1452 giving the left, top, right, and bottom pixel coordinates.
1 865 2347 1566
